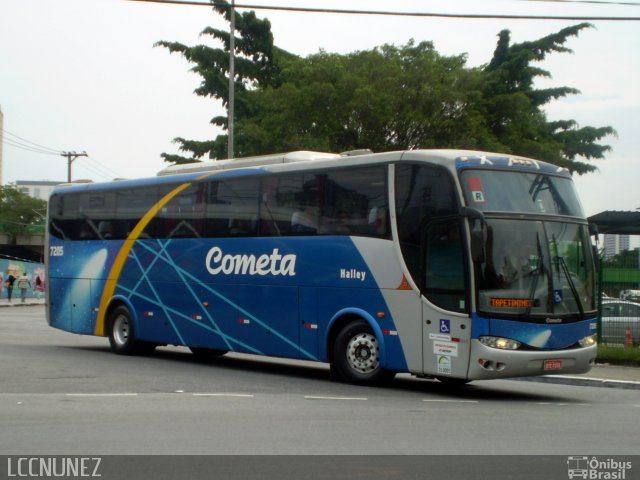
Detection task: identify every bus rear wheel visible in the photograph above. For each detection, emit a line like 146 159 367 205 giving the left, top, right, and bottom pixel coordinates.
332 319 394 385
108 306 155 355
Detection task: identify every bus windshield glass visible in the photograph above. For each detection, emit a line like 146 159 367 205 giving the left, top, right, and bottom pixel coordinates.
476 219 596 318
460 170 584 216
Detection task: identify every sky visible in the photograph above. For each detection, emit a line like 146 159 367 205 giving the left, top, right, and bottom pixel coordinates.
1 0 639 223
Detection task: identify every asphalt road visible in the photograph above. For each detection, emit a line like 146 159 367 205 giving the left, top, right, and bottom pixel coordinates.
2 306 639 456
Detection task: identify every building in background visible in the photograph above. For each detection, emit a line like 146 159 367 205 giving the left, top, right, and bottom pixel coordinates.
15 180 63 200
603 233 631 259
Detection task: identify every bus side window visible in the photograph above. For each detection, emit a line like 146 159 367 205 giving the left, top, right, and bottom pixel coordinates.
204 179 259 237
322 166 388 237
154 183 205 239
260 174 314 237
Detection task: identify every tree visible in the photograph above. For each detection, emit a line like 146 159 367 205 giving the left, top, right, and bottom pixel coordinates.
228 25 614 172
160 17 615 174
603 248 639 269
479 23 615 173
232 41 482 156
156 0 281 163
0 186 47 244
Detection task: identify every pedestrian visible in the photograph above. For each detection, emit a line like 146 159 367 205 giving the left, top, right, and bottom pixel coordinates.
35 276 44 299
17 272 31 303
5 273 16 302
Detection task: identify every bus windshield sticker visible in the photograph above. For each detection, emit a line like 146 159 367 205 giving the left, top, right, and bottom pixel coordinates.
467 176 485 203
489 298 532 308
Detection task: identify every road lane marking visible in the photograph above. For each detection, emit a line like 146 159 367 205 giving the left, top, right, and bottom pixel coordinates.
304 396 368 401
65 393 138 397
193 393 254 398
422 399 478 404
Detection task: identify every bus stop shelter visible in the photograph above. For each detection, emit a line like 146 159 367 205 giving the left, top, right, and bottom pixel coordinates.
588 210 640 236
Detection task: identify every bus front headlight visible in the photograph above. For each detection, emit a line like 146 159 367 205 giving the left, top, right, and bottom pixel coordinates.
578 334 597 348
479 336 521 350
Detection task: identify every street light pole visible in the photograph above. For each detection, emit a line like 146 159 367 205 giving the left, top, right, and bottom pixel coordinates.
227 0 235 160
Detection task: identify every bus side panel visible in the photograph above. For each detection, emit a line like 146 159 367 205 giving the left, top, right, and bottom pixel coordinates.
381 289 423 374
130 280 304 359
298 287 319 360
233 285 301 359
48 276 72 332
132 288 184 347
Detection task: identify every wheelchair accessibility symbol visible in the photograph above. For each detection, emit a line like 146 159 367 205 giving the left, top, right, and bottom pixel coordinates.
554 289 564 304
440 319 451 334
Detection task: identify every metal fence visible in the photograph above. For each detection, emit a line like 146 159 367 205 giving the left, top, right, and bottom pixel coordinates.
598 245 640 347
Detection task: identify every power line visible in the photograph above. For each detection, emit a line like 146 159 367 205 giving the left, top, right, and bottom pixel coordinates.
511 0 640 6
78 156 126 180
126 0 640 20
2 129 62 155
2 130 126 181
3 138 61 156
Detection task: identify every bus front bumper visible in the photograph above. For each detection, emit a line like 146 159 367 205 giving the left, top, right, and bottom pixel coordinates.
467 339 598 381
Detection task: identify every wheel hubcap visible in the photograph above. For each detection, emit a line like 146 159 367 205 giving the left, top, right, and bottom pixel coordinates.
346 333 379 374
113 314 129 346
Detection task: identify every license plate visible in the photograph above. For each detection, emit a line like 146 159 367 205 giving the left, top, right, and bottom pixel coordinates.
544 359 563 371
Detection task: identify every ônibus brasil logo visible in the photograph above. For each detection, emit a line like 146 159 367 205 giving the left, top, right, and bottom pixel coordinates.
205 247 296 277
567 456 632 480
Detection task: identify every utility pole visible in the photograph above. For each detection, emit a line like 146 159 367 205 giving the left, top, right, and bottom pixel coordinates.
227 0 235 160
60 151 88 182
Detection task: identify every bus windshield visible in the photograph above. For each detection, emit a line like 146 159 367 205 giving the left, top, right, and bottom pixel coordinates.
476 219 596 318
460 170 585 216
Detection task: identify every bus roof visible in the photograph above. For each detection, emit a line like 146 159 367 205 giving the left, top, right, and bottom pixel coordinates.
52 149 569 195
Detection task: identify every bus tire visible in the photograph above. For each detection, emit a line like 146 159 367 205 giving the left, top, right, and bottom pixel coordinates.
333 319 394 385
108 305 155 355
189 347 228 359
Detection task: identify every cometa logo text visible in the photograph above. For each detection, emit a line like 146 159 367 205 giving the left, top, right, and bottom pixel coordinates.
205 247 296 276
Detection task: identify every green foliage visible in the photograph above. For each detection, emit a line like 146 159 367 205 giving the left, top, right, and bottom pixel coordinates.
159 11 615 173
597 345 640 366
233 42 483 156
478 23 615 173
0 186 47 243
603 248 639 269
155 0 278 163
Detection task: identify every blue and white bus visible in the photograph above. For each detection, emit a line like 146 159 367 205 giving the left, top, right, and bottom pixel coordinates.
46 149 598 384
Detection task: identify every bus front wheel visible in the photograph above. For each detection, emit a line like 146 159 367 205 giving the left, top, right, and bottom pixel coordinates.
108 306 155 355
332 319 393 385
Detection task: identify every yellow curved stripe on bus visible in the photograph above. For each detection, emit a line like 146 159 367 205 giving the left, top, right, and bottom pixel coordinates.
94 182 193 336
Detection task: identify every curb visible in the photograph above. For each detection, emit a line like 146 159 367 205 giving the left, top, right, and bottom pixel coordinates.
0 302 45 308
519 375 640 390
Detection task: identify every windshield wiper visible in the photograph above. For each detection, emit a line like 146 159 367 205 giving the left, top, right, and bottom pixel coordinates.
524 232 544 317
552 234 585 317
556 255 585 317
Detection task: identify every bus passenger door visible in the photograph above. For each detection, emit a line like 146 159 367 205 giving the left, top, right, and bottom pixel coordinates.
421 220 472 379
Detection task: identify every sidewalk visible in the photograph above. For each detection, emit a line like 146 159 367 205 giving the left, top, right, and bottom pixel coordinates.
1 296 638 388
525 363 640 390
0 297 45 307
